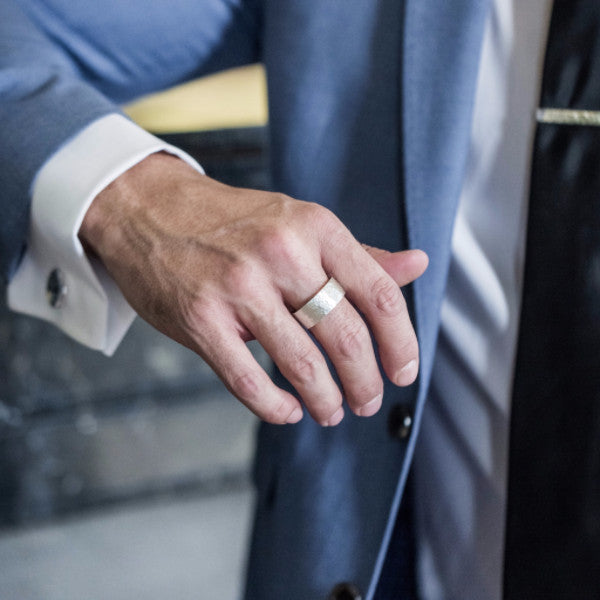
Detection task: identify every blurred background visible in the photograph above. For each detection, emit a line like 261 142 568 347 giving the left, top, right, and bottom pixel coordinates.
0 64 270 600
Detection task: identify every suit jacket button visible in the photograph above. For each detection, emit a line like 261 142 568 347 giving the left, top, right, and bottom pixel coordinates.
388 404 413 440
327 582 362 600
46 268 67 308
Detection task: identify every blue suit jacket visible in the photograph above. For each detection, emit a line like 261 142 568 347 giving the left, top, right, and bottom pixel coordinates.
0 0 491 597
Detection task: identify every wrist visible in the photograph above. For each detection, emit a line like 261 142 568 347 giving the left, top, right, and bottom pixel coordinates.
78 151 196 260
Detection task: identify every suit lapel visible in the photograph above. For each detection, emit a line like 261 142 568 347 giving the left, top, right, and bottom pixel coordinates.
402 0 491 393
367 1 491 596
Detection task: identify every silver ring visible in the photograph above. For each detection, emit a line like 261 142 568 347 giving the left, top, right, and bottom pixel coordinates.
293 277 346 329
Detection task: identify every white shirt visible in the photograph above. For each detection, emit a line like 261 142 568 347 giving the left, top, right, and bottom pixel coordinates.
414 1 553 598
7 115 203 354
7 1 554 597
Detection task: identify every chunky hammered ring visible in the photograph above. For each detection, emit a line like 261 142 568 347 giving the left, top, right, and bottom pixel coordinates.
293 277 346 329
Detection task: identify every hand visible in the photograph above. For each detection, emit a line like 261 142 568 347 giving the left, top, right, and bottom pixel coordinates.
79 153 428 426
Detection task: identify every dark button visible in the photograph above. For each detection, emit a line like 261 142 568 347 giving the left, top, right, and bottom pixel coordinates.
327 582 362 600
387 403 413 440
46 268 67 308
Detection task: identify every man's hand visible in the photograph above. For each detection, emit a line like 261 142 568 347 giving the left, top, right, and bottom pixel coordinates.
79 153 428 426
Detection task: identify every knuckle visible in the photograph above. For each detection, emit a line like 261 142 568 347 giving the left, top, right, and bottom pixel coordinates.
291 348 322 386
371 276 404 316
335 319 369 360
231 371 261 402
272 191 293 205
300 201 337 228
319 209 344 236
266 192 296 223
258 222 299 263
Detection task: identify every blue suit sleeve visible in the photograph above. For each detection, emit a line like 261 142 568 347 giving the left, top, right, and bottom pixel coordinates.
0 0 260 284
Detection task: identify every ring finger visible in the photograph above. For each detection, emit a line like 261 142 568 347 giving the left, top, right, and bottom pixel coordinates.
290 276 384 418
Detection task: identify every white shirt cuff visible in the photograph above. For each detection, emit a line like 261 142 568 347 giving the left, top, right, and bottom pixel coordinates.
7 114 204 355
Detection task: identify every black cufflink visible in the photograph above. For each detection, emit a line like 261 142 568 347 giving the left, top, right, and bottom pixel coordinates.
46 268 67 308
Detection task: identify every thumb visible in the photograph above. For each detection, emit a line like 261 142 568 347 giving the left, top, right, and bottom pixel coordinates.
362 245 429 287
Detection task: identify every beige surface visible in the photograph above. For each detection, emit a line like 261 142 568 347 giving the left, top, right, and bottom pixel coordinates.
124 64 268 133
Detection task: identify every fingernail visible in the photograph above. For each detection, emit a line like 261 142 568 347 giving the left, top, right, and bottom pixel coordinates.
287 406 304 424
357 393 383 417
325 407 345 427
395 359 418 386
